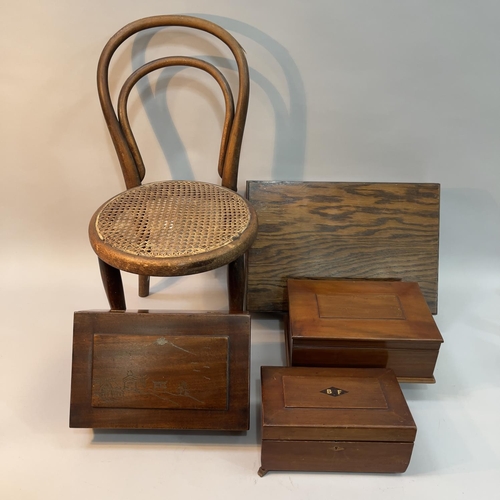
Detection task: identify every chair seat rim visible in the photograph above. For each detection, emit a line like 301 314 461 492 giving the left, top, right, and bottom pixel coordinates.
89 180 258 276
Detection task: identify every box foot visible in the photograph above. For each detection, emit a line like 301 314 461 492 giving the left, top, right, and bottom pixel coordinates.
258 467 268 477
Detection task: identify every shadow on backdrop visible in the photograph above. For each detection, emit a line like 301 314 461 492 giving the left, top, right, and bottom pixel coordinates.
131 15 306 182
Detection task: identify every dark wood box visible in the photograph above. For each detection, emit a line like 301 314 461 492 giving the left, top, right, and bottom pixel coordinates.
287 279 444 383
70 310 250 430
259 366 417 476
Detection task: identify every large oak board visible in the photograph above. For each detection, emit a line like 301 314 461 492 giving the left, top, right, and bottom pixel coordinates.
246 181 440 313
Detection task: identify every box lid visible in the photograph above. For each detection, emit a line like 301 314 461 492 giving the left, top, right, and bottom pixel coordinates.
288 279 443 349
261 366 416 442
70 310 250 430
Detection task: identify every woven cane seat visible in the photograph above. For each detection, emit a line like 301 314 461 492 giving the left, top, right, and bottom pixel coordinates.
89 180 258 276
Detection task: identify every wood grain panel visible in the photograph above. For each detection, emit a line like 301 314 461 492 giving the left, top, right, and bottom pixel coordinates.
92 334 228 410
317 293 404 319
282 375 388 410
246 181 440 313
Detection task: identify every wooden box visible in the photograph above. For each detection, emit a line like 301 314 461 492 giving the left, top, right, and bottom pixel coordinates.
246 181 440 314
287 279 443 383
70 310 250 430
259 366 417 476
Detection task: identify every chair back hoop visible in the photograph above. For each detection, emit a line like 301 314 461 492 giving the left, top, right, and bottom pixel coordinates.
97 15 250 191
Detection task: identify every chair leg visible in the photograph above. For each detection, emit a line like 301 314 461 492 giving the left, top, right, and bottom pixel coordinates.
98 258 126 310
227 255 245 313
139 275 150 297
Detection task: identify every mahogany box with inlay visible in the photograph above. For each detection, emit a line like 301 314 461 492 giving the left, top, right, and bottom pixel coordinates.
286 279 443 383
70 310 250 430
259 366 417 476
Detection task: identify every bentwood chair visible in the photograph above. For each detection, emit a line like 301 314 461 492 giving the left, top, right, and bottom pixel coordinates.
89 15 258 311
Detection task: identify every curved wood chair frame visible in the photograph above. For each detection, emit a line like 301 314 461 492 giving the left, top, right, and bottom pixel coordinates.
89 15 257 311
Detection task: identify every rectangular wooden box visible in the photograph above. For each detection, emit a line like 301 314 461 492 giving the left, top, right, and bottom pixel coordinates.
70 310 250 430
259 366 417 476
287 279 444 383
246 181 440 314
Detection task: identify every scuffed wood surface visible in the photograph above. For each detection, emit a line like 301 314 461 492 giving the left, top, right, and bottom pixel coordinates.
246 181 440 313
92 334 229 410
70 310 250 430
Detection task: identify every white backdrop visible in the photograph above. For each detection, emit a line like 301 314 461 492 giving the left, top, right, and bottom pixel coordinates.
1 1 499 499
